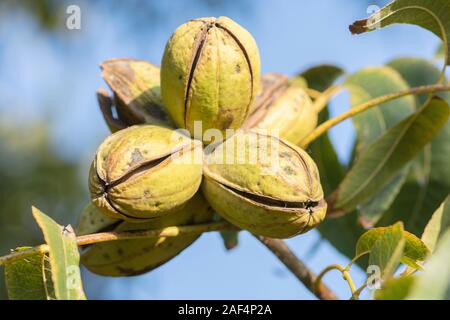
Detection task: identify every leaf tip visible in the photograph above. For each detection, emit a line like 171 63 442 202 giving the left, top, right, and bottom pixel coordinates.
31 206 43 219
392 221 405 231
349 19 368 35
357 215 375 229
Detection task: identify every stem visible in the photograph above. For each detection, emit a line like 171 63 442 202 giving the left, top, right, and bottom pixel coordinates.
305 88 322 99
0 221 238 266
351 283 367 300
342 270 356 294
344 252 368 271
76 221 237 245
0 244 50 266
255 235 338 300
315 264 356 298
299 83 450 147
312 85 343 113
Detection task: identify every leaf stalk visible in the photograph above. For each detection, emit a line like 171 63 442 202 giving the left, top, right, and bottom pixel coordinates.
300 84 450 147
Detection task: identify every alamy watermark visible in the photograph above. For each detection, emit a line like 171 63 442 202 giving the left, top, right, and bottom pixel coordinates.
366 265 382 290
66 5 81 30
366 5 390 31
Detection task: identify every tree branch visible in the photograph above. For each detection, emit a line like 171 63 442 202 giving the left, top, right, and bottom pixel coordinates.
0 221 238 266
255 235 338 300
1 221 339 300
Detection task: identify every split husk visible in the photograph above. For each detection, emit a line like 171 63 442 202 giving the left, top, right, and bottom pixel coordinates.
202 130 326 238
89 125 203 221
161 16 261 141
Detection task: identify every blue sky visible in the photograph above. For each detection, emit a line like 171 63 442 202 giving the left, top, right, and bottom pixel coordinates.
0 0 442 299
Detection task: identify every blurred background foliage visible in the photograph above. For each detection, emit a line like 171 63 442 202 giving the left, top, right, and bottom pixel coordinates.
1 0 61 30
0 0 442 299
0 121 85 298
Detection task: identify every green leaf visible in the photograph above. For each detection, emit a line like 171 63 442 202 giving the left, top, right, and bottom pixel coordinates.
32 207 86 300
213 213 239 250
5 248 54 300
369 222 405 280
421 195 450 253
219 231 239 250
375 276 416 300
400 256 423 271
387 57 449 105
345 67 416 151
335 97 450 212
358 167 410 228
344 67 415 224
356 225 429 262
349 0 450 65
299 64 344 92
379 124 450 235
378 58 450 236
407 229 450 299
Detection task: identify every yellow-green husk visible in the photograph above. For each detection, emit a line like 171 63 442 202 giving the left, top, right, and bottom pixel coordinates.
202 130 326 238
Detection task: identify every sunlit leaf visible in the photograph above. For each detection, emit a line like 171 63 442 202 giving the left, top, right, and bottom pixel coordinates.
378 58 450 236
368 222 405 280
299 64 343 92
387 57 449 105
356 225 429 262
345 67 415 151
4 248 54 300
335 97 450 212
344 67 415 225
421 195 450 253
32 207 86 300
400 256 423 271
375 276 416 300
407 229 450 299
349 0 450 65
